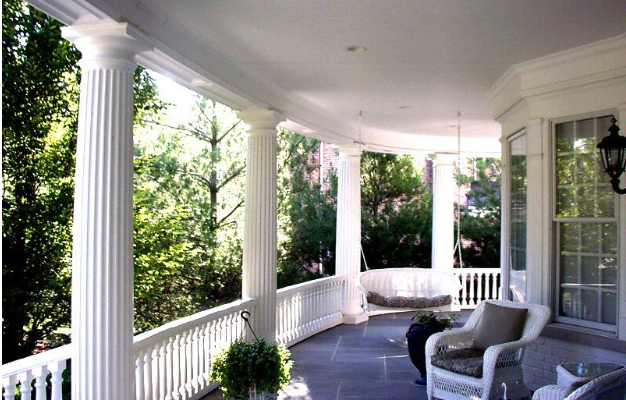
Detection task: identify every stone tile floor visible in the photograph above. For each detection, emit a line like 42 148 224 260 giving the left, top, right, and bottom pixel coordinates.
204 311 470 400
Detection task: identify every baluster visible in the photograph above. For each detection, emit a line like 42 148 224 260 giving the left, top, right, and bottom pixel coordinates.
315 286 320 326
2 376 17 400
470 273 477 305
192 326 200 393
17 371 33 400
460 273 468 306
32 365 48 400
48 359 66 400
198 324 206 390
135 351 146 400
186 329 194 397
490 272 497 300
165 337 174 400
148 346 158 400
172 335 182 400
476 273 489 304
142 349 152 400
160 340 168 400
174 332 187 398
294 294 300 339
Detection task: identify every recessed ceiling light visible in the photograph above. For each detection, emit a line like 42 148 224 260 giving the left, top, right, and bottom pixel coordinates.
345 45 367 53
399 105 413 110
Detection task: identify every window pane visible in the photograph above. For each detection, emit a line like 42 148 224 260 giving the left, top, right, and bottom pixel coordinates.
581 290 599 322
554 115 618 331
509 134 527 300
560 287 579 319
601 292 617 325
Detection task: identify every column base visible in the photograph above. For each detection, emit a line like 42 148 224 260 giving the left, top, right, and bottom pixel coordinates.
342 312 369 325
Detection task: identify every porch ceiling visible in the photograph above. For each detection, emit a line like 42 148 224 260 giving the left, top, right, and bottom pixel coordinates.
30 0 626 154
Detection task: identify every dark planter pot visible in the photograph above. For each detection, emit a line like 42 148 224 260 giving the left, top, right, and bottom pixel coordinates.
406 322 445 385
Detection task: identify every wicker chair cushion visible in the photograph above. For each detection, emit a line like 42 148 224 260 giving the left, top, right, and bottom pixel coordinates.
431 348 485 378
472 302 528 351
366 292 452 308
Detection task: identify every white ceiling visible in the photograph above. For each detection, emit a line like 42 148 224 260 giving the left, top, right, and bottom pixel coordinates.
33 0 626 153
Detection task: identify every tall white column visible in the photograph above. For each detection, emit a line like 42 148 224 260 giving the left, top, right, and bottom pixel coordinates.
62 21 150 400
238 107 283 343
431 153 457 271
335 143 367 324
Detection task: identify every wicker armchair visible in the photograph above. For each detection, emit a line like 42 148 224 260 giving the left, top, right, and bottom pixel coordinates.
425 300 551 400
532 366 626 400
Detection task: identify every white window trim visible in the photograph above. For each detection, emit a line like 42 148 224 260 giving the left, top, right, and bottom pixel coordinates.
551 111 620 336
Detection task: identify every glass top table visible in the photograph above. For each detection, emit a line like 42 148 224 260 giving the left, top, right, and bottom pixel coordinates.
557 363 624 389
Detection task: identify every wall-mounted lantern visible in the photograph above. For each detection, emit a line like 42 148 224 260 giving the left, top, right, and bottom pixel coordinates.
597 118 626 194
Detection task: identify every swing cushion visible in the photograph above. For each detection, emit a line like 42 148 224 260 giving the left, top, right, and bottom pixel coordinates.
358 268 461 313
367 292 452 308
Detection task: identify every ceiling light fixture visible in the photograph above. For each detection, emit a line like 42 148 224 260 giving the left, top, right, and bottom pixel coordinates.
345 45 367 53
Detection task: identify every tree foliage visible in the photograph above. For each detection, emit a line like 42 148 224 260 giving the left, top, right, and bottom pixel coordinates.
360 153 432 270
456 158 501 268
133 99 247 331
2 0 79 363
2 0 166 359
277 132 336 286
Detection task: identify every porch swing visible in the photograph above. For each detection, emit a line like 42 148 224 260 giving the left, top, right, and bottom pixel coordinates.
356 112 464 315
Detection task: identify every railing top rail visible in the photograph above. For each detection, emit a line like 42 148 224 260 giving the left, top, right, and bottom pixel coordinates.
133 297 257 351
453 268 501 273
276 276 345 298
2 343 72 376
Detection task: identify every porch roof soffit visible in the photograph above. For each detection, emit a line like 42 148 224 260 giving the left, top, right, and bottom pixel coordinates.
27 0 626 156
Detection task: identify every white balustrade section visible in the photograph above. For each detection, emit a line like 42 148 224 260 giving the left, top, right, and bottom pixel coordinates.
2 298 256 400
2 344 71 400
3 277 347 399
133 297 257 400
276 276 345 347
453 268 502 308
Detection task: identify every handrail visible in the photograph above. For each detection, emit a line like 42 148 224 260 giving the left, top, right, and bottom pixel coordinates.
276 275 344 297
1 344 72 377
133 297 256 351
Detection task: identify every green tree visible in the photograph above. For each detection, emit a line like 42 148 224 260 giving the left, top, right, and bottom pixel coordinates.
456 158 501 268
277 132 336 286
2 0 165 358
2 0 79 363
360 152 432 270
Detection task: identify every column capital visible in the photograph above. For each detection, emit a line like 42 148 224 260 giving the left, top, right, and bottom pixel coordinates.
237 107 284 136
430 152 457 166
334 142 362 158
62 19 152 70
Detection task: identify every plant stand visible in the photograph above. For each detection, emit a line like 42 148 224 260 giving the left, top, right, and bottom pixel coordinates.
406 323 445 385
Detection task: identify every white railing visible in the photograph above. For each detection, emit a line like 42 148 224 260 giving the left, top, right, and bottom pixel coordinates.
452 268 501 308
276 276 344 347
1 344 71 400
2 297 257 400
133 297 257 400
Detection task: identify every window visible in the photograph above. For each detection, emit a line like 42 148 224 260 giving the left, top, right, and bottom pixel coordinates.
553 114 618 333
508 132 527 302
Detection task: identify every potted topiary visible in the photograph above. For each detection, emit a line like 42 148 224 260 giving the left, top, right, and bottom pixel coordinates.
406 311 455 385
210 337 293 400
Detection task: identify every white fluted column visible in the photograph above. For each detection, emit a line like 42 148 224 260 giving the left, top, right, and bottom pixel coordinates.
335 143 367 324
431 153 457 271
238 107 283 343
62 21 150 400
